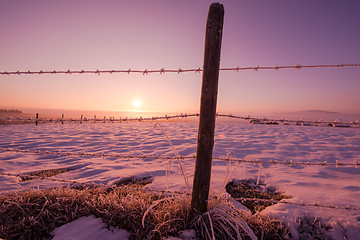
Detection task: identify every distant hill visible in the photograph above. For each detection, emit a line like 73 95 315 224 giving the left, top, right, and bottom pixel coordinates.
276 110 360 122
296 110 343 115
0 109 23 114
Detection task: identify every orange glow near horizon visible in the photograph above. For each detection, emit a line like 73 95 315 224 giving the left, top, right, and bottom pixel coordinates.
0 1 360 115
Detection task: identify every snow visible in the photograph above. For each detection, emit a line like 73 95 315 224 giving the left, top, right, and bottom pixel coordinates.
51 215 130 240
0 120 360 239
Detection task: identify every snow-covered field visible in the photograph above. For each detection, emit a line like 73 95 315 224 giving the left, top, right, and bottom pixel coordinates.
1 119 359 239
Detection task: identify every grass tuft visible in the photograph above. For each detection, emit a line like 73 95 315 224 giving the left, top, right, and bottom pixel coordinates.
19 168 71 182
0 184 294 240
226 179 291 214
0 184 295 240
113 176 154 188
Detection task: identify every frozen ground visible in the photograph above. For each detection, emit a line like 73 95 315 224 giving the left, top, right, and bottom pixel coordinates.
0 120 359 239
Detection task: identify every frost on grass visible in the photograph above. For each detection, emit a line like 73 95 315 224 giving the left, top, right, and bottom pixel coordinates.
226 179 291 214
18 168 71 182
296 217 332 240
0 186 160 240
0 184 294 240
113 176 154 187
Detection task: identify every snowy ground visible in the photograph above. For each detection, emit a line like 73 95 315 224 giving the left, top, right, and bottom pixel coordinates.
0 120 359 239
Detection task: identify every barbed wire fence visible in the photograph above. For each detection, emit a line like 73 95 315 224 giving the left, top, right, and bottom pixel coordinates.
1 112 359 128
2 64 360 126
1 63 360 213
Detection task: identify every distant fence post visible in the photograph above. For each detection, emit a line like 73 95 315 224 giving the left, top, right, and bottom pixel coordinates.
35 113 39 126
191 2 224 215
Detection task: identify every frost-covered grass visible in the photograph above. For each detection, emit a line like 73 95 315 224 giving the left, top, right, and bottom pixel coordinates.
19 168 71 182
0 183 293 240
226 179 291 214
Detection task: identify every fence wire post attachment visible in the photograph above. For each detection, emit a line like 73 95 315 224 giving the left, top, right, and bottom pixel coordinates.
191 2 224 215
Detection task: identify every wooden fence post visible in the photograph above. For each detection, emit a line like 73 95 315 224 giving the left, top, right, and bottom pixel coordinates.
191 2 224 214
35 113 39 126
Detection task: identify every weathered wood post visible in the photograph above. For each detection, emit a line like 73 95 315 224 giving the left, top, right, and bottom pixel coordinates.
35 113 39 126
191 2 224 214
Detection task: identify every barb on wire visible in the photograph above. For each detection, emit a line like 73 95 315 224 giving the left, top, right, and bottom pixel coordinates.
1 64 359 75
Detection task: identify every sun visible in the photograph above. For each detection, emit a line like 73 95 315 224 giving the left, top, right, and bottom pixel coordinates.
133 99 142 108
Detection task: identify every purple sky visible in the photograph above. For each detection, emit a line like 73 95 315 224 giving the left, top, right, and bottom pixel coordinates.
1 0 360 114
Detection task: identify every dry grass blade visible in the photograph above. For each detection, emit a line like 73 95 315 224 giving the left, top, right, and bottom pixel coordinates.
154 122 190 192
205 212 216 240
218 154 242 197
142 197 175 227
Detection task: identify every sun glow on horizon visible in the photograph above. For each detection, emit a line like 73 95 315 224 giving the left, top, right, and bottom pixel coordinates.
133 99 142 109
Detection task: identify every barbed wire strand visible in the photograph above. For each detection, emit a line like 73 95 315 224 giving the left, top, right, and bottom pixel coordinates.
1 64 360 75
216 114 360 127
0 113 199 124
0 147 359 168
